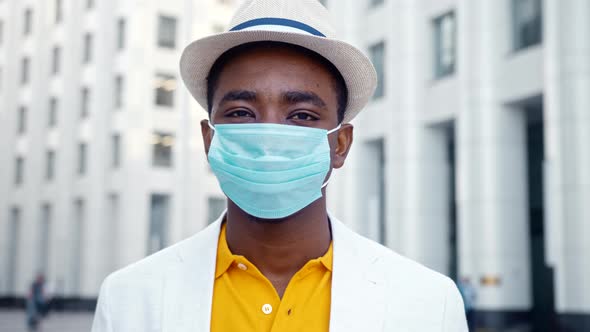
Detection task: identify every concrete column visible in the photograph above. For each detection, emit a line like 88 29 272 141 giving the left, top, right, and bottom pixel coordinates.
457 0 531 314
544 0 590 316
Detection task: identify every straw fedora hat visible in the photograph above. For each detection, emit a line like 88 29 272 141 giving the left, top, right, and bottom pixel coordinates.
179 0 377 123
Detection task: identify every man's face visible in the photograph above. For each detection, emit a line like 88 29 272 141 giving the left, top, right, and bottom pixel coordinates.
201 46 353 173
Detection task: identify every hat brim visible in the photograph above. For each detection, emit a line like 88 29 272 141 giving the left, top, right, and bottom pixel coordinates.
179 30 377 123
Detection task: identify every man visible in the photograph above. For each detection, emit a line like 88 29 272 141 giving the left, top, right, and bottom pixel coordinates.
92 0 467 331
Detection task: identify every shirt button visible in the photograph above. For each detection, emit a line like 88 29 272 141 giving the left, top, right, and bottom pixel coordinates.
237 263 248 271
262 304 273 315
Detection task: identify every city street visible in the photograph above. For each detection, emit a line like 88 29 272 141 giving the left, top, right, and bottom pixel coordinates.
0 311 93 332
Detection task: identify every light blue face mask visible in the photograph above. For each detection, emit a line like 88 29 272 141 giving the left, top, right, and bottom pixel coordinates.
207 121 341 219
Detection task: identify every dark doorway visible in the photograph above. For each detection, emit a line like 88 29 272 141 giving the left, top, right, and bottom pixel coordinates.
525 102 556 332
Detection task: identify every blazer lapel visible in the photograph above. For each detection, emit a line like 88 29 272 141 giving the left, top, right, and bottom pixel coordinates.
329 215 387 332
163 217 224 332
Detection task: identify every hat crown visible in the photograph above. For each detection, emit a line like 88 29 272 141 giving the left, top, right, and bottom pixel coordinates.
229 0 336 38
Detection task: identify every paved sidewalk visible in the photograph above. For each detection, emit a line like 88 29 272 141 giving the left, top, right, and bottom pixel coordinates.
0 310 93 332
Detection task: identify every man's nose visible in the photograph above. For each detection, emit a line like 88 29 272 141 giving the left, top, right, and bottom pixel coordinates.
257 108 286 125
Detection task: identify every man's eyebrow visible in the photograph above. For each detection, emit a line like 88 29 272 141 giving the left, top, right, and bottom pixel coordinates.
282 91 327 109
219 90 257 104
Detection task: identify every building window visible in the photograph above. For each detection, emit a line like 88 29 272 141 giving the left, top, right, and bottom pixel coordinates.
148 194 170 254
55 0 63 23
24 8 33 35
369 0 384 8
15 157 24 185
107 193 119 269
114 75 124 109
83 33 93 64
7 207 21 293
512 0 542 50
49 98 58 127
152 132 174 167
112 134 121 168
369 42 385 99
208 197 226 224
71 198 85 293
46 150 55 181
78 143 87 175
157 15 177 49
21 57 30 85
117 18 126 50
433 11 456 79
154 74 176 107
17 106 27 134
52 46 61 75
81 87 90 118
38 204 52 274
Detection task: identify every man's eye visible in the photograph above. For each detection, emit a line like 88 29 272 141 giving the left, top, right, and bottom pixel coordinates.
290 113 318 121
227 110 253 118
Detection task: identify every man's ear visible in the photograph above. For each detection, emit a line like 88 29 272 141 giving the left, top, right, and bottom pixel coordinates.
200 119 213 157
332 123 353 169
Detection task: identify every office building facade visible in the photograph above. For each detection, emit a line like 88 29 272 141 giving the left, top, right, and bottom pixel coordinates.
0 0 230 307
324 0 589 330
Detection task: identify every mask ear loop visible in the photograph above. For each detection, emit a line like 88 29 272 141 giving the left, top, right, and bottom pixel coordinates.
321 124 342 189
208 120 216 131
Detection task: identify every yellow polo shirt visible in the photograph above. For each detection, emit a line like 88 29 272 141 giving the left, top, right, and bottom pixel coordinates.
211 223 333 331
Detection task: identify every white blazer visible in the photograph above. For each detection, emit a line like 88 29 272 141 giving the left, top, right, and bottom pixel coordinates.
92 214 467 331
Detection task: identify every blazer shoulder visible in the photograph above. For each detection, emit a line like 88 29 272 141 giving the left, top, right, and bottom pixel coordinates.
106 222 216 287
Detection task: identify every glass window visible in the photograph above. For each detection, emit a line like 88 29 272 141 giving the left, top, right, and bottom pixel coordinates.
38 204 52 274
6 207 21 292
46 150 55 181
512 0 542 50
81 87 90 118
112 134 121 168
114 75 124 108
49 98 58 127
24 8 32 35
52 46 61 75
83 33 93 63
208 197 226 224
21 57 30 85
433 11 456 78
71 198 85 293
157 15 177 49
152 132 174 167
107 193 119 270
154 74 176 107
148 194 170 254
369 0 384 8
369 42 385 99
15 157 24 185
55 0 63 23
78 143 87 175
117 18 126 50
17 106 26 134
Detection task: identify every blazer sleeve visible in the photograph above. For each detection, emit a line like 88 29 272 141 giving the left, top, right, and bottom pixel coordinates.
443 280 468 332
91 276 114 332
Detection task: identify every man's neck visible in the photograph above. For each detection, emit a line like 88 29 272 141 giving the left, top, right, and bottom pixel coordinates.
224 196 332 296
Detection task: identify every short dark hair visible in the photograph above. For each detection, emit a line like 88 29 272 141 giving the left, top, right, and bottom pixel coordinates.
206 41 348 123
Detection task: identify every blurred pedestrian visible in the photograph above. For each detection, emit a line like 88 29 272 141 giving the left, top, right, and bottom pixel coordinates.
459 277 477 331
26 274 47 331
